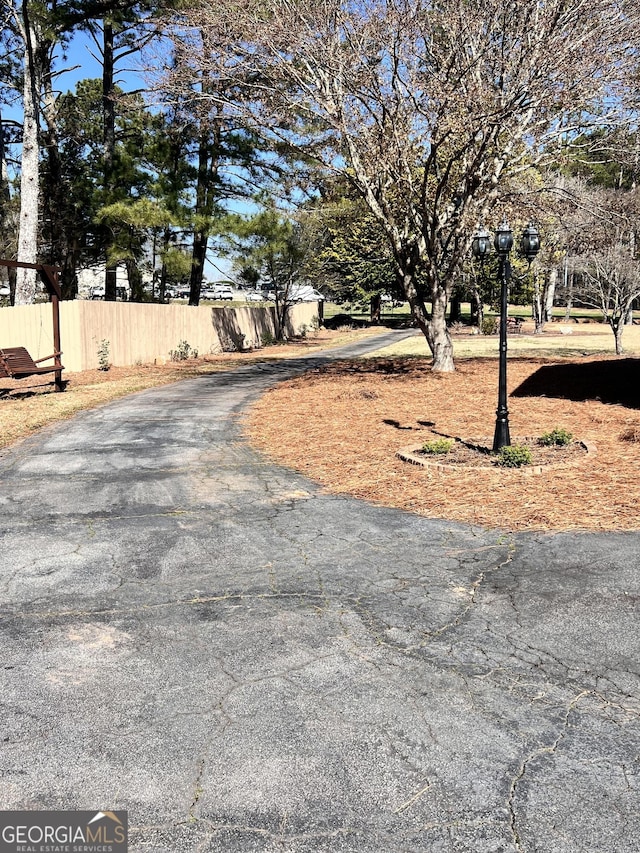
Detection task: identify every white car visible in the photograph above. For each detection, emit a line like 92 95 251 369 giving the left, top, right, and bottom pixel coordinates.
290 286 325 303
244 291 264 302
206 285 234 301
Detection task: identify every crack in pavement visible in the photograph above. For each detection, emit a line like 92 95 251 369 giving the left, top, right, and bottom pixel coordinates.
1 333 639 851
506 689 613 852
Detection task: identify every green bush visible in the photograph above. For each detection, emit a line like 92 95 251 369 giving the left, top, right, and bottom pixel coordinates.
495 444 533 468
260 330 277 347
422 438 455 455
169 340 198 361
538 427 573 446
481 316 497 335
97 339 110 371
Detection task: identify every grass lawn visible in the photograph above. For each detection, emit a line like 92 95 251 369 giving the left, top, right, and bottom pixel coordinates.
371 319 640 359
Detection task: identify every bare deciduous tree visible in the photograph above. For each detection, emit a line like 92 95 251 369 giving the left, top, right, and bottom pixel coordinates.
158 0 639 370
554 177 640 353
581 243 640 354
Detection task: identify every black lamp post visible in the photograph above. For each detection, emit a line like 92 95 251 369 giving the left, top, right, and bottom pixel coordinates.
472 221 540 451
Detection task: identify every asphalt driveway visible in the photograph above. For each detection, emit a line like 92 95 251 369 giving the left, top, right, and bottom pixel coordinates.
1 331 638 852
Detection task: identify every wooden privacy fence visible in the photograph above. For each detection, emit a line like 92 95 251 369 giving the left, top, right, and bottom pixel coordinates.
0 300 319 374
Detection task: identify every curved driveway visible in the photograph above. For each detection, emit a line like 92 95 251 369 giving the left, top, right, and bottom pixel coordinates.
1 332 639 852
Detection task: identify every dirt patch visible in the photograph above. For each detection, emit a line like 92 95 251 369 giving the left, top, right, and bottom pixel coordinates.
244 355 640 532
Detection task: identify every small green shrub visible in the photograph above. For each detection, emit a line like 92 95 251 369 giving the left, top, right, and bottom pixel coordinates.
538 427 573 446
422 438 455 455
260 330 277 347
495 444 533 467
169 340 198 361
97 339 110 371
481 316 497 336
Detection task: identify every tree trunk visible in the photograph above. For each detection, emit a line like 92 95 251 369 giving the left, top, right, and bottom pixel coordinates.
273 286 289 340
470 286 483 330
426 290 455 372
0 111 17 303
189 230 207 306
102 20 118 301
189 134 210 306
15 12 40 305
612 320 624 355
564 263 573 321
159 226 172 302
274 298 286 340
544 267 557 323
399 263 453 371
189 98 221 306
449 292 462 323
125 258 144 302
39 31 64 274
532 271 545 334
370 293 381 323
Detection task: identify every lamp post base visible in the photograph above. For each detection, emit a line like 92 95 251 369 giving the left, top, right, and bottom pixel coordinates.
493 416 511 452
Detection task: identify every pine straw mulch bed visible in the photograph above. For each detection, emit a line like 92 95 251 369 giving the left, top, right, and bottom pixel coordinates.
244 355 640 532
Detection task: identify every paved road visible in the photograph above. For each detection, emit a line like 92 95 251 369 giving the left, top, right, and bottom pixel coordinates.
1 332 639 852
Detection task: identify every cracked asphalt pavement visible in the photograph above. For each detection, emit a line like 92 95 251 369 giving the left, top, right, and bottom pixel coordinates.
0 330 639 852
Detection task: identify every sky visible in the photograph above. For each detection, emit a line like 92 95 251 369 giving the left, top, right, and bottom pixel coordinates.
56 32 103 94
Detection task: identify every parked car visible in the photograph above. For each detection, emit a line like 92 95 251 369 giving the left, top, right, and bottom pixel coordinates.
288 286 325 303
210 285 234 300
89 285 127 300
244 290 264 302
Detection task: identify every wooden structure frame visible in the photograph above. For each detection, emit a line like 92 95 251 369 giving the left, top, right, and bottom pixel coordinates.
0 259 64 391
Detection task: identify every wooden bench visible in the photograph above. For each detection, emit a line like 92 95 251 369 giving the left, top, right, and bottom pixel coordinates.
493 317 524 334
0 347 64 379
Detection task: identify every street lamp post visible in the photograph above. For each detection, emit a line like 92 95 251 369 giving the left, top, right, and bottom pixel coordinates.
472 222 540 451
493 221 514 450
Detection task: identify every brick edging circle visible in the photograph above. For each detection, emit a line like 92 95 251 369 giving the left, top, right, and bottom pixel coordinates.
396 439 596 476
